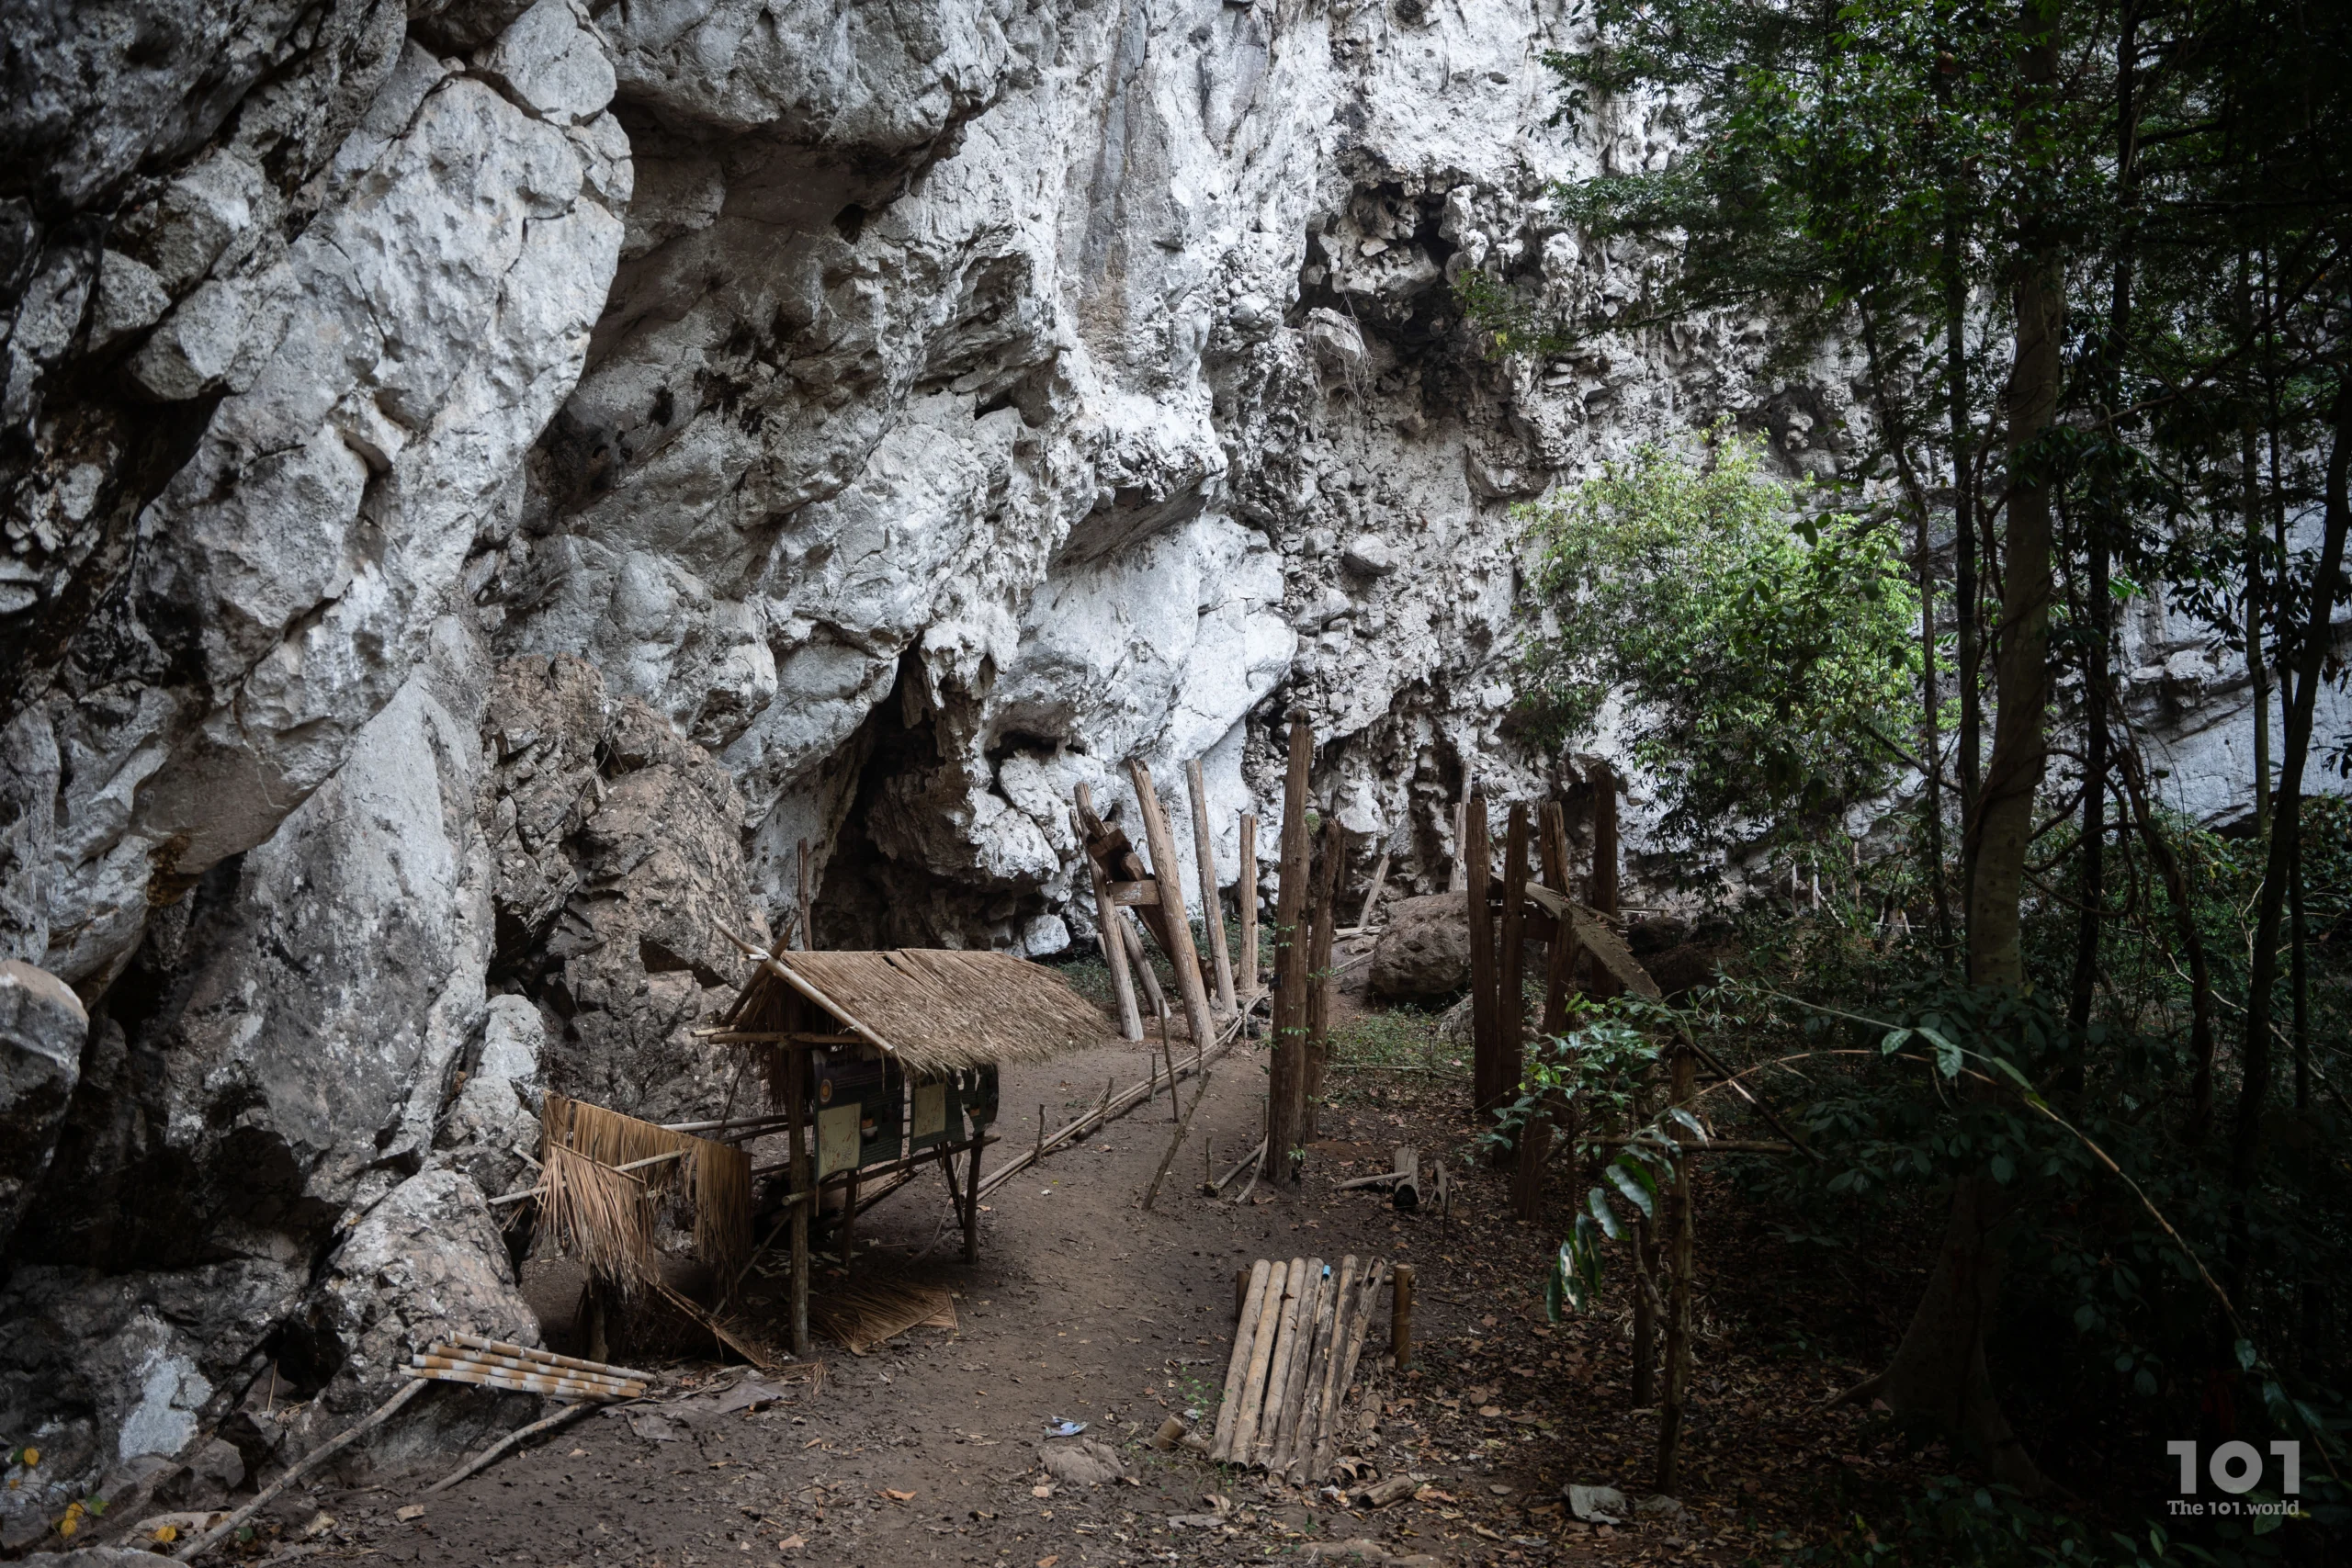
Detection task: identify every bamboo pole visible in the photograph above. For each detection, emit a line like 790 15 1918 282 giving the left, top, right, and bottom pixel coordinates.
447 1333 655 1383
1267 714 1314 1177
1247 1258 1309 1468
1186 758 1238 1014
1224 1259 1291 1462
1292 1254 1358 1480
1237 811 1261 999
403 1364 639 1401
1213 1260 1275 1460
1310 1260 1390 1483
1126 760 1216 1049
1272 1258 1337 1475
1079 807 1145 1041
1264 1258 1329 1472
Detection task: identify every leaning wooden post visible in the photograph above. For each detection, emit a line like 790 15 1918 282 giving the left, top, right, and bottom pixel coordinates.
1492 801 1530 1160
786 1039 811 1359
1186 758 1238 1014
1237 811 1261 1000
1126 760 1217 1052
962 1129 983 1264
1391 1263 1416 1370
1302 817 1344 1139
1657 1041 1698 1491
1076 806 1144 1040
1464 783 1498 1117
1267 713 1314 1179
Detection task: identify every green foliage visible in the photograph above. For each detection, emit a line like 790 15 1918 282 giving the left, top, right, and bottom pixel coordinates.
1515 427 1919 854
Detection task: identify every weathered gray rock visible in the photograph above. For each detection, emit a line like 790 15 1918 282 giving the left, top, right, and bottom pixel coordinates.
1036 1438 1125 1487
1367 894 1471 999
0 962 85 1248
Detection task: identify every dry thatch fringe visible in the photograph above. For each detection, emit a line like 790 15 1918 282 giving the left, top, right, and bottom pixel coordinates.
541 1095 752 1288
540 1142 657 1292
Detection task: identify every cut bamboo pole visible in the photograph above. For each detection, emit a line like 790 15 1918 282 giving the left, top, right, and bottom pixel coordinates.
1309 1260 1390 1483
447 1333 655 1383
1224 1259 1291 1462
1213 1260 1274 1460
1272 1258 1335 1474
1261 1258 1322 1471
1291 1253 1358 1480
1391 1263 1417 1370
1127 760 1216 1049
1237 811 1261 998
1186 758 1238 1014
1250 1258 1312 1469
403 1364 640 1401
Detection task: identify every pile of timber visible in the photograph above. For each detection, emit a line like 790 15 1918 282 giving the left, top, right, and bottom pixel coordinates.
404 1334 649 1402
1211 1255 1389 1481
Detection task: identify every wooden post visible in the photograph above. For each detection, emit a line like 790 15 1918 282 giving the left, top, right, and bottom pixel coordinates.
1657 1043 1697 1491
1448 797 1469 892
786 1041 810 1359
1464 784 1498 1117
1589 762 1622 1000
1186 759 1238 1014
962 1132 982 1263
1352 848 1390 931
797 839 812 951
1391 1263 1416 1370
1119 913 1169 1017
1237 811 1261 999
1492 802 1530 1160
1512 801 1577 1220
841 1166 858 1264
1078 807 1144 1040
1126 760 1217 1051
1302 818 1344 1138
1267 715 1314 1180
1629 1069 1657 1407
1388 1145 1420 1212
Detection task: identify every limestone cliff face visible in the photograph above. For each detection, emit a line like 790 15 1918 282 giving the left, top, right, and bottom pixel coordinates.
0 0 2309 1511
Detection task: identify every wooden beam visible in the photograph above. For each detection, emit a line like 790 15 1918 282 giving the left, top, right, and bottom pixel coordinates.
1077 803 1144 1042
1107 880 1160 907
1187 758 1238 1014
1127 760 1217 1050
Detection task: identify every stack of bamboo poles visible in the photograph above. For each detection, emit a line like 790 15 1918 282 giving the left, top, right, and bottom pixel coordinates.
404 1334 649 1401
1210 1255 1390 1481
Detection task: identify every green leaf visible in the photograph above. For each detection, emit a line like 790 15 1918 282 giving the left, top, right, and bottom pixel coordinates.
1917 1026 1962 1078
1990 1153 2015 1184
2235 1337 2258 1371
1589 1188 1624 1241
1667 1107 1709 1142
1606 1158 1657 1219
1880 1027 1911 1055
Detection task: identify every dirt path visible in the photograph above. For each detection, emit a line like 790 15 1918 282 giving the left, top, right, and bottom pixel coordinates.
258 978 1891 1568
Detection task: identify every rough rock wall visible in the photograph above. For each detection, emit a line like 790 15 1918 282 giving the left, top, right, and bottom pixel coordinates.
0 0 2326 1517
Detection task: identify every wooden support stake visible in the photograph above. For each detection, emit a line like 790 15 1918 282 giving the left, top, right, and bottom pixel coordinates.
1214 1260 1274 1460
1079 806 1144 1041
1141 1066 1214 1211
962 1125 983 1264
1302 817 1344 1138
1127 760 1217 1050
1388 1145 1420 1212
1391 1263 1416 1371
1464 784 1499 1117
1119 912 1169 1016
1237 810 1261 999
1186 758 1238 1014
786 1033 810 1359
1494 802 1530 1161
1267 714 1314 1178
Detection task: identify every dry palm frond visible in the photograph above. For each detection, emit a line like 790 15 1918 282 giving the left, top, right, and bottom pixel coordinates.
808 1280 958 1356
540 1142 657 1292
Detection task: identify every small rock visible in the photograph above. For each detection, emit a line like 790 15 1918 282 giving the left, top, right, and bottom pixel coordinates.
1565 1483 1628 1523
1340 536 1396 577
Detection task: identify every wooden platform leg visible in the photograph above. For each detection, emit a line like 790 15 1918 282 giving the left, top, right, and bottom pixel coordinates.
962 1136 983 1264
841 1168 858 1265
786 1046 810 1359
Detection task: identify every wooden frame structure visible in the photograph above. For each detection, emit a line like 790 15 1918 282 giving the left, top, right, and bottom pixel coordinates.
709 944 1108 1356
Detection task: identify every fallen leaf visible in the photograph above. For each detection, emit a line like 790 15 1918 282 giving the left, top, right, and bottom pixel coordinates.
1038 1557 1060 1568
1478 1405 1502 1417
803 1438 825 1449
153 1526 178 1545
396 1505 426 1522
1030 1484 1053 1498
300 1509 335 1539
568 1449 588 1458
777 1534 805 1551
882 1489 916 1502
1472 1523 1507 1540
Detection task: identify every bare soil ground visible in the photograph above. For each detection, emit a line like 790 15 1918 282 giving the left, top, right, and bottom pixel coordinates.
246 955 1939 1568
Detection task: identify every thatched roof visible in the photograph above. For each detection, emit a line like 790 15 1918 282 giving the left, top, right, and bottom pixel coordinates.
730 949 1111 1074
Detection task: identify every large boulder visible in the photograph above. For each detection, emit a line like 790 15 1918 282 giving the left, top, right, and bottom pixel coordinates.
1367 894 1471 999
1 962 85 1247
